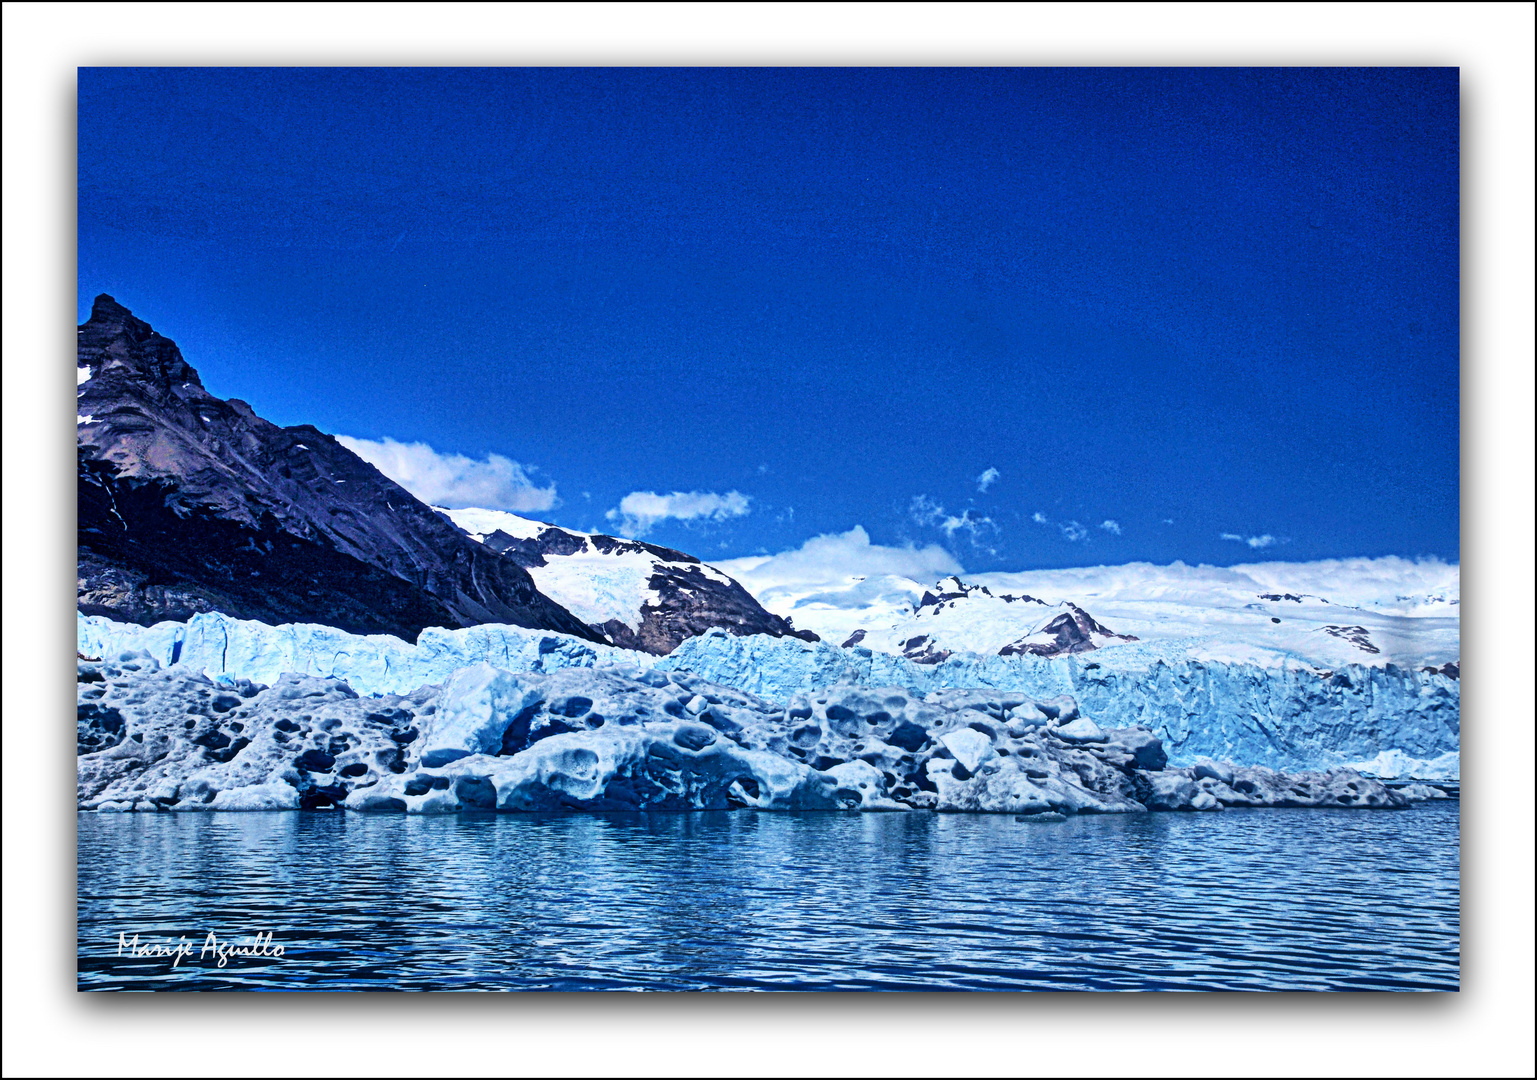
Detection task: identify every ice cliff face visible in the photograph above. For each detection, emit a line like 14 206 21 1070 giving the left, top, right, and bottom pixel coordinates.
79 650 1428 815
77 611 639 698
658 631 1460 780
80 612 1460 779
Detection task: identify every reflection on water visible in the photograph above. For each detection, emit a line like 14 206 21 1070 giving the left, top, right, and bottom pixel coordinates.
78 804 1459 991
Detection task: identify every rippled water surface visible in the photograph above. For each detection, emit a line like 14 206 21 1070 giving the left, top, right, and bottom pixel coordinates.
78 804 1459 991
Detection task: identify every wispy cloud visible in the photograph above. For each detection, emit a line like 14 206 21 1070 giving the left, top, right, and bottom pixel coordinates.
911 495 946 528
337 435 557 512
1222 532 1278 549
910 496 998 550
606 490 751 537
1031 510 1088 541
1100 520 1122 535
976 466 1000 493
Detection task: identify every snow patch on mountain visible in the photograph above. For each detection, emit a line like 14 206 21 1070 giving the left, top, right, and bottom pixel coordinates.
445 508 670 631
438 506 810 654
439 506 548 542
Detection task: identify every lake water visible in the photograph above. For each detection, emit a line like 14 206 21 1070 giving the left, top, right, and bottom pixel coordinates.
78 802 1459 991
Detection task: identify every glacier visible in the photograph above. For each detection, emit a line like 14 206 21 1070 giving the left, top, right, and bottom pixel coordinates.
659 631 1461 779
79 611 1459 779
78 649 1427 815
77 611 647 696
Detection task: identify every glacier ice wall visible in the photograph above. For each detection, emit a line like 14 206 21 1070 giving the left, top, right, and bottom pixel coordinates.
79 651 1419 815
658 631 1461 778
78 614 1459 778
77 611 649 697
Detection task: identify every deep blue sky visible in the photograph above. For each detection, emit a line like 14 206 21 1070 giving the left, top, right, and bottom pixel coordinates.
79 67 1459 568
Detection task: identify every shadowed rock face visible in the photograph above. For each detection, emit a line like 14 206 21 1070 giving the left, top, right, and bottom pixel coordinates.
76 295 600 643
1322 624 1380 654
477 523 820 656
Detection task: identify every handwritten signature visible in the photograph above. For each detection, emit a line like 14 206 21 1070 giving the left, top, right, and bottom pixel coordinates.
116 931 284 968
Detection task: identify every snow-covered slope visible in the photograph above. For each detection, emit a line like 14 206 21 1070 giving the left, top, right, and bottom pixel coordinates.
843 576 1139 663
438 507 817 654
719 557 1459 672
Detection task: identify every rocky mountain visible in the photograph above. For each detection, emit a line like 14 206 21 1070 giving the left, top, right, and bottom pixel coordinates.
998 603 1140 658
836 576 1137 664
441 507 819 655
77 295 599 643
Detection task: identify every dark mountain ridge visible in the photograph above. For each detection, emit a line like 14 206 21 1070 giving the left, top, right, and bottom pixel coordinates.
77 295 599 642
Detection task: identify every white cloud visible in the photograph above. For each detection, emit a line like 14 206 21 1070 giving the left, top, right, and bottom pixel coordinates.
942 511 995 540
606 490 751 537
715 526 962 591
910 495 945 528
976 466 1000 493
1222 532 1278 549
713 526 967 644
910 496 997 550
1031 510 1088 541
336 435 557 512
1100 520 1122 535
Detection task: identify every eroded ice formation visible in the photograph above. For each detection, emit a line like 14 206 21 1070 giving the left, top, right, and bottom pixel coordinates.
79 651 1422 815
78 613 1459 780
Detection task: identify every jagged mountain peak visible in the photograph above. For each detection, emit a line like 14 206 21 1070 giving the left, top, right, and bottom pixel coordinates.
78 295 202 389
917 575 1047 611
77 299 599 643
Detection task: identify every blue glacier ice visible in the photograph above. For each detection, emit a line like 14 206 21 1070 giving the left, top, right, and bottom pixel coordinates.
657 630 1461 779
77 613 1459 778
77 611 648 696
78 650 1418 815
